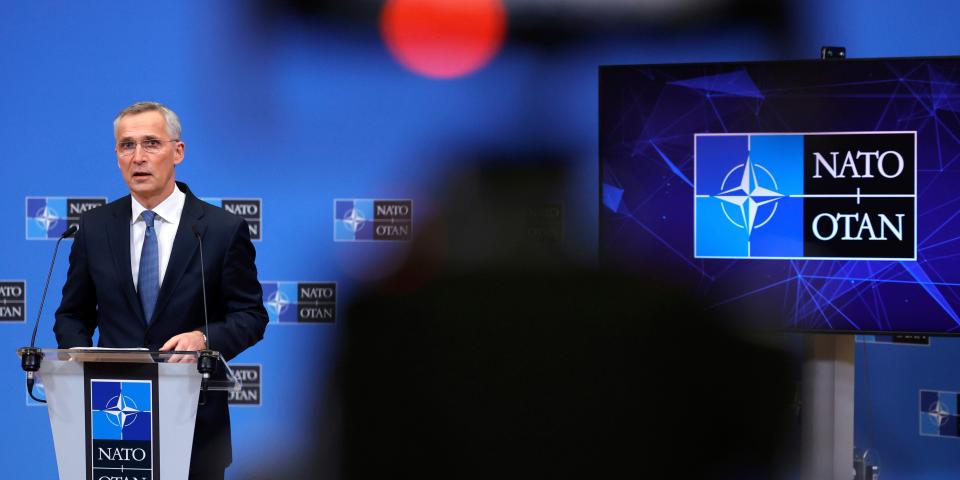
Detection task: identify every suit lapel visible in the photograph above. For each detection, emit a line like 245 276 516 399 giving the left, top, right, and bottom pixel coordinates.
106 196 146 325
150 187 205 326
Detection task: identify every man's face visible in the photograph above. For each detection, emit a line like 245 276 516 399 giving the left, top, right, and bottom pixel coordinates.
115 111 184 205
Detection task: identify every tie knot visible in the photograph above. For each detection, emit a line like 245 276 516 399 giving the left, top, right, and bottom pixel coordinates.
141 210 157 227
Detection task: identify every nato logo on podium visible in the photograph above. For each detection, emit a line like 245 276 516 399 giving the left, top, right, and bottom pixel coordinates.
90 380 154 478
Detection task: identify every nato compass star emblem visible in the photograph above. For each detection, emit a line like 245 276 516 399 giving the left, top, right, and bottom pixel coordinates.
342 208 366 233
104 394 141 429
927 400 951 427
266 289 291 316
714 156 783 236
33 206 60 231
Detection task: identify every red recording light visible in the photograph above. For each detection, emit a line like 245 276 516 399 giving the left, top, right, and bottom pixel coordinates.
381 0 507 79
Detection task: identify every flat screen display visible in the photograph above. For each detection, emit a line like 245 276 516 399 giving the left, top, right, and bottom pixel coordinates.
599 57 960 334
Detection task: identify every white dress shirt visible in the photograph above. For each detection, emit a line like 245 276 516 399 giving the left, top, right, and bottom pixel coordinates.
130 184 185 290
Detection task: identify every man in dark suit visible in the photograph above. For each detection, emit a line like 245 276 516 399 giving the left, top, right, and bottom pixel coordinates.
54 101 269 479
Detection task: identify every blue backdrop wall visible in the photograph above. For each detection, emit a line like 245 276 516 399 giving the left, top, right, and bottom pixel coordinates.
1 1 959 478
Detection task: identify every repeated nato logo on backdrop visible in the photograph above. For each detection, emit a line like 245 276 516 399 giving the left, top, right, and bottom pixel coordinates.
227 365 261 406
334 199 412 241
202 198 262 241
90 380 154 478
694 132 916 260
0 280 26 322
920 390 960 439
25 197 106 240
261 281 336 324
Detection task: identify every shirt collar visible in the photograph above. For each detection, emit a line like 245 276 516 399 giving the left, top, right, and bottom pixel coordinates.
131 183 186 225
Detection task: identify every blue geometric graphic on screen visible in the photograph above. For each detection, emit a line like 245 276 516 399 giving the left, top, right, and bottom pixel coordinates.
335 199 374 241
203 198 223 208
26 197 67 239
602 183 624 213
927 67 960 114
91 380 152 441
900 261 960 326
650 142 693 188
670 70 763 99
262 281 297 323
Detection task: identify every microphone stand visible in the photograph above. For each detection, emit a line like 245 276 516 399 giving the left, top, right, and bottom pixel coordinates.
192 224 216 406
19 225 78 403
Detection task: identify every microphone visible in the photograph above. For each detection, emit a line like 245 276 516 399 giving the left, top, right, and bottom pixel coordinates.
20 224 79 403
191 224 216 405
190 224 211 351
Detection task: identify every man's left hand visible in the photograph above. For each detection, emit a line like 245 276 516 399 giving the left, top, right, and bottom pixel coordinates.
160 331 207 363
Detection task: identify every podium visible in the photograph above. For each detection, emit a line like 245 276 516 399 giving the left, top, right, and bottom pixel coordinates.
19 348 239 480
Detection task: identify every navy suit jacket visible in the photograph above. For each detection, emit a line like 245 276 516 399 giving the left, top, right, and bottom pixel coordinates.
54 181 268 470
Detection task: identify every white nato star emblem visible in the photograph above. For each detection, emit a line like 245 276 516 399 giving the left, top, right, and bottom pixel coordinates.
104 395 140 428
34 206 60 232
342 208 366 233
928 401 951 427
715 157 783 236
266 289 290 315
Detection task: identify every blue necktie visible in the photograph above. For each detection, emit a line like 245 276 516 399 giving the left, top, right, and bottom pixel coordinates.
138 210 160 325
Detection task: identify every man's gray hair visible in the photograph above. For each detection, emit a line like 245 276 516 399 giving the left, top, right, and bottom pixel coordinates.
113 101 182 140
